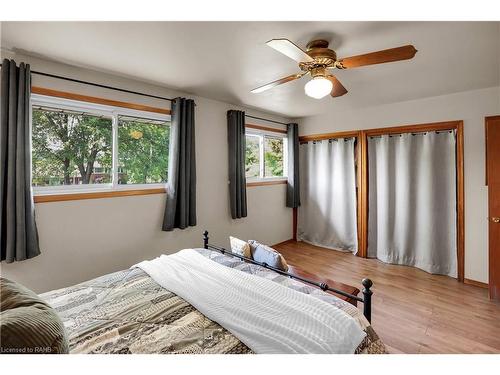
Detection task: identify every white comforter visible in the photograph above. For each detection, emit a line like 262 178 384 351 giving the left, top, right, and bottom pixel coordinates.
134 249 366 354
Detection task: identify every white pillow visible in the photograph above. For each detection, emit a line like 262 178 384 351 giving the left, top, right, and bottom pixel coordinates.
229 236 251 258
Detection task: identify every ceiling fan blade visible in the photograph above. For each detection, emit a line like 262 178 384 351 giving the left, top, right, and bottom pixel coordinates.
266 39 314 63
338 45 417 69
251 73 306 94
326 75 348 97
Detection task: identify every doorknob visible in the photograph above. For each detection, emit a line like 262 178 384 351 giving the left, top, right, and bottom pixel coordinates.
492 217 500 223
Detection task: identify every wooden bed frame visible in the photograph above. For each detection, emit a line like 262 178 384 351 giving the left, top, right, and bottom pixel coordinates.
203 230 373 323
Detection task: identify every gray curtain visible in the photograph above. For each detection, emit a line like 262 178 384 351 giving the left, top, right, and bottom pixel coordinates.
227 110 247 219
286 123 300 208
1 59 41 263
298 138 358 253
367 131 457 277
162 97 196 231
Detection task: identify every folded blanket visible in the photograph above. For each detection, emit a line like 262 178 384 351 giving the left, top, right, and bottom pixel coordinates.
134 249 365 354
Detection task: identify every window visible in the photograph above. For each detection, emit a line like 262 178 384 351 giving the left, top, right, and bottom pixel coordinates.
117 116 170 185
31 95 171 195
32 108 113 187
245 129 287 180
245 134 260 179
264 136 284 177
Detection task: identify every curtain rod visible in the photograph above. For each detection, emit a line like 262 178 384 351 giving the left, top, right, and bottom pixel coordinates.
245 114 289 126
0 63 174 102
300 137 354 144
369 130 454 139
1 64 288 117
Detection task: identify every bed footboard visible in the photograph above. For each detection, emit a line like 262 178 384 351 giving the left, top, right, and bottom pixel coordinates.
202 230 373 323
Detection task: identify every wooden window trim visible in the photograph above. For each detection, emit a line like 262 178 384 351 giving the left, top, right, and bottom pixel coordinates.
246 179 287 187
31 86 171 115
246 123 287 134
31 87 171 203
34 188 166 203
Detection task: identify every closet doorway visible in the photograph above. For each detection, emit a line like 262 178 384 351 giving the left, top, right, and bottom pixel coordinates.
362 121 464 281
293 121 464 281
296 131 363 254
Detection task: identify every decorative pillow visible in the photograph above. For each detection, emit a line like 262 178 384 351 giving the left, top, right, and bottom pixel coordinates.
229 236 252 258
0 277 69 354
248 240 289 272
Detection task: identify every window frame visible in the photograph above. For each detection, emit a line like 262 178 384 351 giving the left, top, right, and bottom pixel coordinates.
31 94 171 197
245 127 288 183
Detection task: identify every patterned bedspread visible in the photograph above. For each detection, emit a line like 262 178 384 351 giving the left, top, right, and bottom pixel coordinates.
40 248 386 354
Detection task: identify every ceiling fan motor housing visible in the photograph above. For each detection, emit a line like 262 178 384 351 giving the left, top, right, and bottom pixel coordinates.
309 67 328 79
300 39 338 71
305 39 330 50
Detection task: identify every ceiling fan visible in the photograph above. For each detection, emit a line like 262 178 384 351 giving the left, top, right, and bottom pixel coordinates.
251 39 417 99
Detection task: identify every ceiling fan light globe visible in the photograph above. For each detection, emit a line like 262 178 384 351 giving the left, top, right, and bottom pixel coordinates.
304 77 333 99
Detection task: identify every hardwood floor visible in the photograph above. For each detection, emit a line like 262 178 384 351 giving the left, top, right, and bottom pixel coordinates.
274 240 500 354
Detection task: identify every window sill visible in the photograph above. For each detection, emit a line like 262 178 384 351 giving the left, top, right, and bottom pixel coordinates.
246 179 287 187
34 187 166 203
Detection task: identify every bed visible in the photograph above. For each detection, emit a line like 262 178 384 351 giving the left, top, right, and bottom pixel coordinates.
39 232 386 354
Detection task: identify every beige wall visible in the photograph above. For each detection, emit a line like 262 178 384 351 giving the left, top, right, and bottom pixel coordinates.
0 52 293 292
297 86 500 283
2 48 498 290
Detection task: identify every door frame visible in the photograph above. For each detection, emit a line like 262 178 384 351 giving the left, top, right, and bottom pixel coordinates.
361 121 465 281
295 131 363 252
485 115 500 298
293 121 465 282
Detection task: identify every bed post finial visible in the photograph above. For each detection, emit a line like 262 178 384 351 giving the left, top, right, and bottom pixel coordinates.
362 278 373 323
203 230 209 249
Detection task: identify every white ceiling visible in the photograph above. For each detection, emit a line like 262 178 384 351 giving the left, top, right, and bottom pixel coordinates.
1 21 499 118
